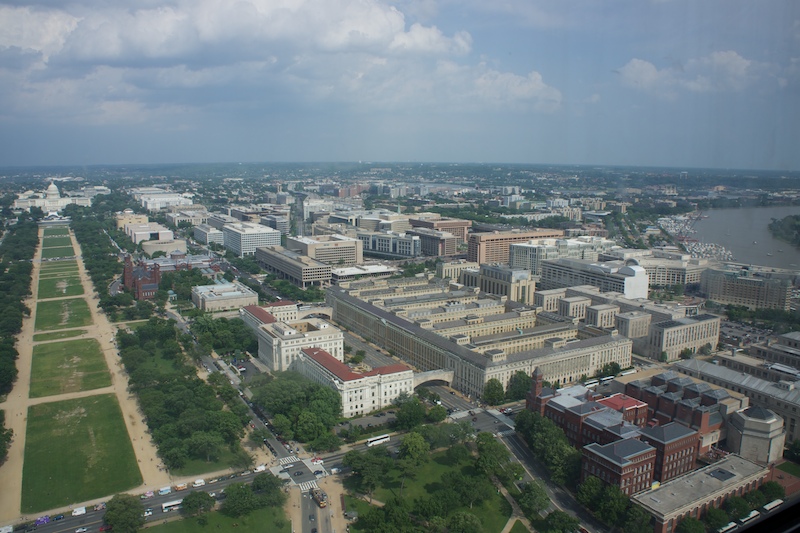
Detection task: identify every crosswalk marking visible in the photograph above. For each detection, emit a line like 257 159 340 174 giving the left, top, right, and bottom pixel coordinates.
298 480 318 492
279 455 299 465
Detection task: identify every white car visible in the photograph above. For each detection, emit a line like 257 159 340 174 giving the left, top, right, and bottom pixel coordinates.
144 509 153 517
75 529 89 533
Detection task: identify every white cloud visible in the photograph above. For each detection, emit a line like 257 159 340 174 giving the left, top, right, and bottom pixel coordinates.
0 0 561 127
618 50 777 97
0 5 78 61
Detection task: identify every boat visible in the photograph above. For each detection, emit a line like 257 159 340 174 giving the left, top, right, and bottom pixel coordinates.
767 253 773 257
778 249 784 252
753 241 757 244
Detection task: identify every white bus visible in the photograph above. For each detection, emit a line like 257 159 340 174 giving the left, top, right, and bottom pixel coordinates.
162 500 183 513
718 522 738 533
584 379 599 389
366 434 390 447
737 510 760 525
761 499 783 513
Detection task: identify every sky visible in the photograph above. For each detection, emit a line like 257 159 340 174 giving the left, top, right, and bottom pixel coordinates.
0 0 798 170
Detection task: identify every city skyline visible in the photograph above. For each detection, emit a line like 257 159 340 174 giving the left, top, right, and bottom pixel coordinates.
0 1 798 170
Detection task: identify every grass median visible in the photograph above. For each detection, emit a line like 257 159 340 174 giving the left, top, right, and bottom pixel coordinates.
22 394 142 513
29 338 111 398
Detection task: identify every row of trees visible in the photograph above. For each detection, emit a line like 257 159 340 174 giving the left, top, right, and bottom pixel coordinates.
482 371 532 405
0 218 37 396
116 317 250 470
65 199 134 318
723 304 800 334
0 410 13 464
577 476 652 533
101 472 287 532
514 410 582 487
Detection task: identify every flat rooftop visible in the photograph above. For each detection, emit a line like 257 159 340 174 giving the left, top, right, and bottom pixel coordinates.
632 454 767 518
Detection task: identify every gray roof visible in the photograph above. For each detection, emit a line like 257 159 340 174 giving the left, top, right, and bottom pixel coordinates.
675 359 800 407
605 422 642 440
583 409 624 430
741 406 776 420
702 388 730 402
640 422 697 444
331 288 631 370
670 377 695 389
567 401 607 416
684 382 712 395
584 438 654 467
660 392 683 402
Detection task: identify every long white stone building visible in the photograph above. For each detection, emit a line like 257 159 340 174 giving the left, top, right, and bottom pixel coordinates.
296 347 414 418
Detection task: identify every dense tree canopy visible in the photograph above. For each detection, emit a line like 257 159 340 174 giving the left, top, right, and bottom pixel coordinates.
117 317 247 470
103 494 145 533
251 372 341 446
0 219 37 395
514 410 581 487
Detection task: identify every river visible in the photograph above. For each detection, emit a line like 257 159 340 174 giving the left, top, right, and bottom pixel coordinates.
692 206 800 269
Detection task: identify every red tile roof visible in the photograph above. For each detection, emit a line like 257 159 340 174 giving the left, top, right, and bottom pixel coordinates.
597 393 647 412
301 347 411 382
242 305 277 324
302 347 361 381
264 300 297 307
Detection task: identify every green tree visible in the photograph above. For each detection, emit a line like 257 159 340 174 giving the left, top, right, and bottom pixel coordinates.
475 432 511 477
517 481 550 517
505 371 532 401
427 404 448 423
103 494 145 533
448 511 484 533
785 439 800 461
576 475 603 510
309 431 341 452
252 473 286 507
180 491 215 517
760 480 785 501
703 507 730 533
395 397 426 430
483 378 505 406
597 485 629 526
675 517 705 533
222 483 260 517
542 510 579 533
744 489 766 509
623 504 653 533
724 496 750 521
187 431 224 462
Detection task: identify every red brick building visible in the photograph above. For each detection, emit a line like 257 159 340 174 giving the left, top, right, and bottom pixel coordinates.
597 393 649 426
582 438 656 496
624 371 747 453
639 422 699 483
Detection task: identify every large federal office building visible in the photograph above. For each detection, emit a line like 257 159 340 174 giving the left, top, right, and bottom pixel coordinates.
327 277 632 399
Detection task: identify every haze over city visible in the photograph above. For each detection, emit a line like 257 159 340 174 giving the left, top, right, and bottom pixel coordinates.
0 0 798 170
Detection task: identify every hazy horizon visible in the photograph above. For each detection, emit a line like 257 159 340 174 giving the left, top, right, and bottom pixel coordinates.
1 1 798 171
